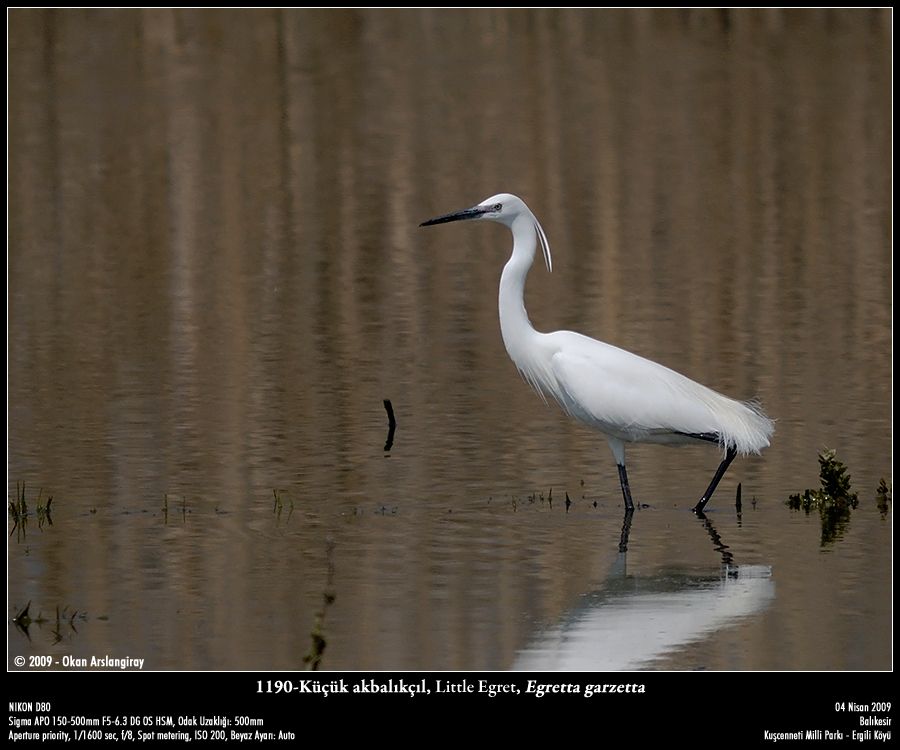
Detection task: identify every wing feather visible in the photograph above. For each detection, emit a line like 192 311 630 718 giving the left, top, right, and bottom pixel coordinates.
546 332 773 454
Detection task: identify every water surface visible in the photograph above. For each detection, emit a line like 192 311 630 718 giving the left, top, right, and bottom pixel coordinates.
8 8 892 670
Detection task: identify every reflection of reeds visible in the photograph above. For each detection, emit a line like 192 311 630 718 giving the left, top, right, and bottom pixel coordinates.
304 538 336 671
786 449 859 546
273 489 294 523
13 601 32 629
13 601 86 645
9 482 53 540
161 493 191 524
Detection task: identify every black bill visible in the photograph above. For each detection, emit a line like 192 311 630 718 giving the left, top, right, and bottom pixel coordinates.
420 205 492 227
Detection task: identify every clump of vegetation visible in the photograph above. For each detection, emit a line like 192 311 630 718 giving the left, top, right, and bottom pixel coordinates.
787 449 858 546
876 478 891 519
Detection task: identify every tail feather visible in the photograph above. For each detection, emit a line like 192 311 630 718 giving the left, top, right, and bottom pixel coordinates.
714 397 774 456
659 369 774 455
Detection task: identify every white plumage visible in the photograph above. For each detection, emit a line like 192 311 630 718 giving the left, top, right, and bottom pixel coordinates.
421 193 774 512
542 333 771 452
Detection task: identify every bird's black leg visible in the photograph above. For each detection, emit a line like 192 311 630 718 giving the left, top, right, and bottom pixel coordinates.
693 446 737 514
617 464 635 511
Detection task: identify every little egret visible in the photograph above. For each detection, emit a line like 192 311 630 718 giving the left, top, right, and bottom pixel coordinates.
420 194 773 513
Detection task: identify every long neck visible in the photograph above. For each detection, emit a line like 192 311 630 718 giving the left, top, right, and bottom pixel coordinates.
499 213 541 366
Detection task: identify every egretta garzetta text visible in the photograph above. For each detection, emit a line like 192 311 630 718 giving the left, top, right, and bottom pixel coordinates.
420 193 774 513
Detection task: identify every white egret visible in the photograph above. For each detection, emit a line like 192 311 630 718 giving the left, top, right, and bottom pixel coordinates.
420 193 773 513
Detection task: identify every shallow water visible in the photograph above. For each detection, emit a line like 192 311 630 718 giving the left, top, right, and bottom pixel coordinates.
8 8 891 671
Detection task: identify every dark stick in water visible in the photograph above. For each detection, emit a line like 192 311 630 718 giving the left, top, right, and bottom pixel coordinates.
383 399 397 452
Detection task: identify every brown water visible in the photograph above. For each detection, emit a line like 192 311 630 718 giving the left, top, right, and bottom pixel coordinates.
8 9 891 671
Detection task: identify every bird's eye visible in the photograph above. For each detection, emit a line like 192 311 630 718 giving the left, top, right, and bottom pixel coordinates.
493 203 502 212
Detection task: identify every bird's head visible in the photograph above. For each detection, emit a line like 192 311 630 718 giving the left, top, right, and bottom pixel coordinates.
419 193 523 228
420 193 552 271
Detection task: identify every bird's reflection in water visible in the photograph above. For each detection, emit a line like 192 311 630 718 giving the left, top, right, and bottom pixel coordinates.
512 510 774 671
